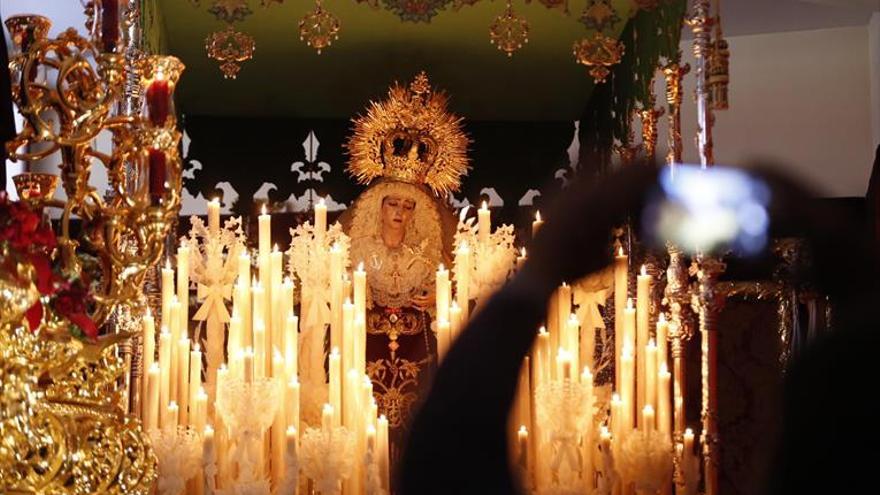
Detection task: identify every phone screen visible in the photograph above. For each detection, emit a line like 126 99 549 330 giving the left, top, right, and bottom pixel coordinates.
642 165 771 256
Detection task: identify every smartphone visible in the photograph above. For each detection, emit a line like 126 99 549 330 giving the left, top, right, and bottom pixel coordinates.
641 165 771 256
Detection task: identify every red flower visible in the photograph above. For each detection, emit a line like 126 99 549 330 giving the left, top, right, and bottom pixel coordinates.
67 313 98 340
25 301 43 331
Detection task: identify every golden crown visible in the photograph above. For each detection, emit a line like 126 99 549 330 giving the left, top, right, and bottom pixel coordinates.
346 72 470 196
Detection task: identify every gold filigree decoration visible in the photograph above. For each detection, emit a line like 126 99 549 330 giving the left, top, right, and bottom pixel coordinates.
205 25 256 79
579 0 620 32
346 72 469 196
299 0 341 55
639 88 665 162
367 354 431 428
573 32 625 83
208 0 252 23
489 0 529 57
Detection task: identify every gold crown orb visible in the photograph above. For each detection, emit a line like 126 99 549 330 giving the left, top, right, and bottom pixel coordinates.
346 71 469 196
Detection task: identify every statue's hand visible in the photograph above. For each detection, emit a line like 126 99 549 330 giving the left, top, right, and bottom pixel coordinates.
411 292 434 311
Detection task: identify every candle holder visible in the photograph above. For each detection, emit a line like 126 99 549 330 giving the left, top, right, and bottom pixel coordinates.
216 375 283 486
5 21 185 328
535 379 595 491
185 215 246 403
615 430 673 493
12 172 60 207
149 426 203 495
300 425 356 495
287 221 350 423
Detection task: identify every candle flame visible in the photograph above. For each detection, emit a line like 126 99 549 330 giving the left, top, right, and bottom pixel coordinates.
535 210 542 222
626 298 634 310
323 403 334 414
458 241 470 253
287 426 297 435
451 300 460 310
612 393 621 402
618 246 624 257
640 264 648 277
658 312 667 324
194 343 200 352
145 307 152 318
204 424 214 436
149 362 160 373
438 263 445 272
481 200 488 210
273 243 279 252
357 261 364 272
643 404 655 414
330 346 340 357
582 366 592 379
165 258 171 270
538 325 548 335
685 428 694 436
290 375 300 386
648 338 656 348
520 247 526 257
211 197 219 204
659 363 669 374
261 204 267 215
518 425 528 435
318 197 326 207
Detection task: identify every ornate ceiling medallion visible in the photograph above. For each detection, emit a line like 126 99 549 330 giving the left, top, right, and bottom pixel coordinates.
381 0 454 23
205 25 256 79
299 0 341 54
573 33 625 83
208 0 252 23
489 0 529 57
579 0 620 32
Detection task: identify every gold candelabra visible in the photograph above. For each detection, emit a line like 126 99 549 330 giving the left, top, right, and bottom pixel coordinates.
1 2 184 491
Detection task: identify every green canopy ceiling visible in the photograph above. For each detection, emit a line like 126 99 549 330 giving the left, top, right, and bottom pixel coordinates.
156 0 635 121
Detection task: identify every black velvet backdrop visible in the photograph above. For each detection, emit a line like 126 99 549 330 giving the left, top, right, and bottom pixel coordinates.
181 114 575 228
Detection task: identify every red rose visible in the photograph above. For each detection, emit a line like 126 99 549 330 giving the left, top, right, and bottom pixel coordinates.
25 301 43 331
67 313 98 340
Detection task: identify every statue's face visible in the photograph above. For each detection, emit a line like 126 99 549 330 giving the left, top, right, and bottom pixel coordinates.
381 195 416 231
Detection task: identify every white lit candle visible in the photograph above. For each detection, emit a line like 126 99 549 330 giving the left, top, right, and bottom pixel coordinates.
613 247 627 391
158 330 171 427
377 414 390 491
287 375 300 431
449 300 463 341
636 265 652 414
656 313 669 374
161 259 174 331
259 205 271 259
322 403 334 432
168 298 180 403
342 299 354 373
238 253 251 287
314 198 327 243
642 404 655 434
436 318 451 362
329 347 341 427
146 363 160 430
208 197 221 237
142 309 156 420
517 425 529 473
532 210 544 238
188 344 202 425
285 312 299 379
253 320 266 379
177 337 190 425
354 262 366 321
243 347 254 383
658 364 672 438
176 243 190 338
435 263 450 324
167 401 179 430
645 338 658 412
478 201 491 245
193 386 207 434
455 242 471 322
330 244 344 353
516 247 527 272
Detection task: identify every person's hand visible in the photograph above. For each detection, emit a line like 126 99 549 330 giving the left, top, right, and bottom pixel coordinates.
411 292 434 311
525 162 659 288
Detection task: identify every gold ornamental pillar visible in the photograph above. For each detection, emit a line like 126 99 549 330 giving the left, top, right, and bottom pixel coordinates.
692 254 725 495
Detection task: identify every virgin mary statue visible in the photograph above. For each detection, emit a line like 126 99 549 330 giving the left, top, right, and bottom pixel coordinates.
339 72 469 463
